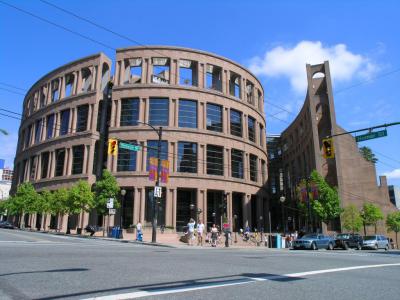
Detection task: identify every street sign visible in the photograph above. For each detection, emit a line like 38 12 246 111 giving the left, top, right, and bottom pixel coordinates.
109 208 116 215
355 129 387 142
119 142 141 152
106 198 114 209
154 186 162 198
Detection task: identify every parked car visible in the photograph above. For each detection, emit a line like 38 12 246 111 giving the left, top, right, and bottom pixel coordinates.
0 221 16 229
334 233 363 250
362 235 389 250
292 233 335 250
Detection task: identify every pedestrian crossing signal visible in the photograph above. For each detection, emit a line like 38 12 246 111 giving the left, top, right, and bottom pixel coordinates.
108 139 118 156
322 138 334 159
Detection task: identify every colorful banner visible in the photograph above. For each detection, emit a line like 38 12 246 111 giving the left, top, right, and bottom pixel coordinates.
149 157 158 181
161 160 169 184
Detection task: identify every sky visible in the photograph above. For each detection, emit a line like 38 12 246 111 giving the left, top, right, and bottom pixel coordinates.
0 0 399 186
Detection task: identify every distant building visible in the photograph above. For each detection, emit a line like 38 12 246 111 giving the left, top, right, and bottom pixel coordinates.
388 186 400 209
0 159 13 200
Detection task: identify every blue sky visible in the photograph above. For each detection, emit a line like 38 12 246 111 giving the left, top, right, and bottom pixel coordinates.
0 0 399 186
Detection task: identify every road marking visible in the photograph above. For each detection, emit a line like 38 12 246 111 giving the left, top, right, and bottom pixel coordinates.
82 263 400 300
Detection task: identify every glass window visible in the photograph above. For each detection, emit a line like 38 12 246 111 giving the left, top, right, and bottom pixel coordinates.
34 119 42 143
65 73 74 97
248 116 256 142
152 58 170 84
76 105 89 132
41 152 49 179
55 149 65 176
230 109 242 137
179 60 198 86
72 145 84 175
120 98 139 126
117 140 137 172
231 149 244 179
60 109 70 136
206 64 222 92
149 98 169 126
206 103 222 132
51 79 59 102
146 140 168 171
250 154 258 182
207 145 223 176
25 125 32 148
46 114 54 139
177 142 197 173
178 99 197 128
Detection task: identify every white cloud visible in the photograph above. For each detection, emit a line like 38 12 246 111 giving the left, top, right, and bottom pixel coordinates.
0 132 18 168
384 169 400 179
248 41 379 93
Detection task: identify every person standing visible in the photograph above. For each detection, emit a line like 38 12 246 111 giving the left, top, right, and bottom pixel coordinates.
136 221 142 242
197 220 205 246
187 218 196 246
211 224 219 247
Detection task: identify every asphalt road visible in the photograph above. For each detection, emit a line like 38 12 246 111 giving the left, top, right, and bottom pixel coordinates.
1 229 400 300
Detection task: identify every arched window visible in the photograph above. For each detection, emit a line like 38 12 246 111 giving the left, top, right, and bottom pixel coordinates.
81 67 92 92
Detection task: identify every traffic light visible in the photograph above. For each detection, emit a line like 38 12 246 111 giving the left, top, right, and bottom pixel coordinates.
322 138 334 158
108 139 118 156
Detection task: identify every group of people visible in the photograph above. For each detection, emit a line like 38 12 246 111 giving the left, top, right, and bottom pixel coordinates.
186 219 221 247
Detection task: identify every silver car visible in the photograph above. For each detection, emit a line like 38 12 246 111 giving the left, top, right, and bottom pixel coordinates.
362 235 389 250
292 234 335 250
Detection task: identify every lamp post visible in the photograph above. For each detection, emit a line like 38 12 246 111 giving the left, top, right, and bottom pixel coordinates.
233 214 238 243
138 121 163 243
279 196 286 234
120 189 126 239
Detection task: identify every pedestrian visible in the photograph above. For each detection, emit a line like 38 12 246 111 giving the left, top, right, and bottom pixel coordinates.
197 219 205 246
136 221 142 242
211 224 218 247
187 218 196 246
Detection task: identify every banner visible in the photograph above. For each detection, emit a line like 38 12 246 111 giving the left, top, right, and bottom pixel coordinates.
149 157 158 181
161 160 169 184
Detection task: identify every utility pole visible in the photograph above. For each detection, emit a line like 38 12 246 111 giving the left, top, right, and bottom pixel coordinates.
153 126 163 243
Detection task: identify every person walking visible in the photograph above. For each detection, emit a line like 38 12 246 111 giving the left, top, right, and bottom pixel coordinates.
136 221 143 242
187 218 196 246
197 220 205 246
211 224 219 247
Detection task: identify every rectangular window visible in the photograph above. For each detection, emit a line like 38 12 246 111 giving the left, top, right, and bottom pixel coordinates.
146 140 168 171
249 154 258 182
206 64 222 92
229 72 241 98
149 98 169 126
207 145 223 176
206 103 222 132
65 73 74 97
34 119 42 143
124 58 142 84
60 109 70 136
179 60 198 86
248 116 256 142
120 98 139 126
231 149 244 179
30 156 37 180
46 114 54 139
152 58 170 84
51 79 59 102
41 152 49 179
230 109 242 137
246 81 254 104
117 140 137 172
76 105 89 132
40 88 46 108
177 142 197 173
55 149 65 176
25 125 32 148
178 99 197 128
72 145 85 175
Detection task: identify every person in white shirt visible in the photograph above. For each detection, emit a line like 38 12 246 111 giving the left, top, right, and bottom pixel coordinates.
187 218 196 246
197 220 205 246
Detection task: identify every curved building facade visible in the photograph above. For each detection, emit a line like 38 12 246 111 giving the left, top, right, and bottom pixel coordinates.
12 46 268 232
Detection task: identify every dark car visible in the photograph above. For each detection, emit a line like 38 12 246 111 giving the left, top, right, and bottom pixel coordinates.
0 221 16 229
334 233 363 250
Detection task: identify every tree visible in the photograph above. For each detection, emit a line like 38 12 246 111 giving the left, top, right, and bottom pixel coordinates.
360 203 384 235
93 169 120 216
12 183 40 228
341 204 363 233
37 189 53 230
386 211 400 249
51 188 69 231
359 146 378 163
309 170 342 227
68 180 94 233
0 200 7 219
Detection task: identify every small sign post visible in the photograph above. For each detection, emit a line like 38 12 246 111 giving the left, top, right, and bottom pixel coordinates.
154 186 162 198
355 129 387 142
106 198 114 209
109 208 116 215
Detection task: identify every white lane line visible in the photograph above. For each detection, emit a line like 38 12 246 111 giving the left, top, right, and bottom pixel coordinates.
83 263 400 300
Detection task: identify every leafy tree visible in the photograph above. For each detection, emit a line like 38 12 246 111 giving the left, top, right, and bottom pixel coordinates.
93 169 120 216
360 203 384 235
359 146 378 163
0 199 7 217
68 180 94 233
386 211 400 249
309 170 342 226
11 183 40 228
37 189 53 230
51 188 69 231
341 204 363 233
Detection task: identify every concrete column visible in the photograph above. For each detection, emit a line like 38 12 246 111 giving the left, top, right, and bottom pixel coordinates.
243 114 248 140
241 78 246 102
49 151 55 178
244 153 249 181
83 145 89 174
226 192 233 231
166 188 173 227
115 100 121 128
224 147 229 179
133 188 140 225
172 188 177 230
172 142 177 173
87 104 93 131
222 69 227 94
171 59 177 85
60 214 68 232
198 101 204 130
146 58 152 84
110 99 117 128
169 99 175 127
242 194 250 228
199 144 206 175
59 77 65 99
71 107 77 133
65 148 72 176
199 63 205 88
226 70 230 96
200 189 207 226
224 107 229 135
140 188 146 223
144 98 149 123
36 154 42 181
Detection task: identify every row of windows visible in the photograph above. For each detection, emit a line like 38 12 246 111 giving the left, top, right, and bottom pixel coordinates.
18 142 265 183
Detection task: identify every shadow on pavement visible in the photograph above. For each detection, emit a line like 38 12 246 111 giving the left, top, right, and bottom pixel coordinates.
0 268 89 277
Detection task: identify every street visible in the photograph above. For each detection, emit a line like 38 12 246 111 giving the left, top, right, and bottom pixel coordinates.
1 229 400 300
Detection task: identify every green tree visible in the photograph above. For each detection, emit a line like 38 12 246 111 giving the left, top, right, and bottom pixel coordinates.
341 204 363 233
68 180 94 233
309 170 342 227
93 169 120 216
0 200 7 217
51 188 69 231
386 211 400 249
359 146 378 163
11 183 40 228
37 189 53 230
360 203 384 235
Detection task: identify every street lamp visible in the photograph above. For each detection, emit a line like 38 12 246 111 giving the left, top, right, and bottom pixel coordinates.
138 121 163 243
120 189 126 239
279 196 286 234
